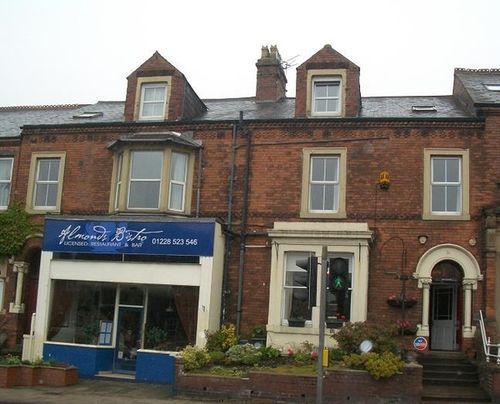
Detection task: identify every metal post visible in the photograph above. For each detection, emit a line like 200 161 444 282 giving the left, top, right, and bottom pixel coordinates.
316 246 328 404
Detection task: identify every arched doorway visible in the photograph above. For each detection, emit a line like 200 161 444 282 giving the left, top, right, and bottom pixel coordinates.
413 244 482 347
430 260 463 351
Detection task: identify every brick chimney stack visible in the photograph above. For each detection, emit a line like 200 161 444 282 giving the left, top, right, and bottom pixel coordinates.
255 45 287 102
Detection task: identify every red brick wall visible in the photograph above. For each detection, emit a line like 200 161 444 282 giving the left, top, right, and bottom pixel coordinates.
1 111 498 346
176 361 423 403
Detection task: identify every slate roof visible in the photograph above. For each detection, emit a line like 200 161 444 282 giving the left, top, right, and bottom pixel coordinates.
455 69 500 105
0 95 475 139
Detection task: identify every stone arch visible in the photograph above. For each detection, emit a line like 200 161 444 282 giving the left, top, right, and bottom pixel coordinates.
413 243 482 289
414 243 482 340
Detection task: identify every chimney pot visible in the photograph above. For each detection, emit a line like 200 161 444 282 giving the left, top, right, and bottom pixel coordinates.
255 45 287 102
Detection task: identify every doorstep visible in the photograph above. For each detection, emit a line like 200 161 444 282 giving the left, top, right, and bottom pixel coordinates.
95 371 136 382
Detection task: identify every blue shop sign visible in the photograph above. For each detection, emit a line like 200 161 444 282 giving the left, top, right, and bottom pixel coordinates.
43 218 215 256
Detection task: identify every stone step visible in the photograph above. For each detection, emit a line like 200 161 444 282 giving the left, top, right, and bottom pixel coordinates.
424 376 481 386
424 369 479 381
422 385 491 402
421 362 477 370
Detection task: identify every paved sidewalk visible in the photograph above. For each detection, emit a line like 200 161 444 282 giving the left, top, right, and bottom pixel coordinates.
0 379 207 404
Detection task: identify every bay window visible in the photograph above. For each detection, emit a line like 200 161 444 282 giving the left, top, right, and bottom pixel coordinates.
110 143 195 215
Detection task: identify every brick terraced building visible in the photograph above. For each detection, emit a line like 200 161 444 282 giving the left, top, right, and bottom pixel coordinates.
0 45 499 377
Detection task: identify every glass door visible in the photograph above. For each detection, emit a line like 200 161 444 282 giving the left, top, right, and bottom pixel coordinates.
114 306 143 373
113 285 145 373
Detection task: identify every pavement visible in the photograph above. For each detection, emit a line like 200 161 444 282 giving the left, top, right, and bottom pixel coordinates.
0 379 213 404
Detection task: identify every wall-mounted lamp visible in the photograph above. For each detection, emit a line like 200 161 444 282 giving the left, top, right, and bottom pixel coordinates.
418 235 428 245
379 170 390 190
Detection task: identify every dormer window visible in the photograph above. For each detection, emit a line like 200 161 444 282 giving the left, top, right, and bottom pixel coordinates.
139 83 167 120
312 77 341 116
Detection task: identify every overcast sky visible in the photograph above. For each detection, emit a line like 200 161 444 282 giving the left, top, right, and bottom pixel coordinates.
1 0 499 107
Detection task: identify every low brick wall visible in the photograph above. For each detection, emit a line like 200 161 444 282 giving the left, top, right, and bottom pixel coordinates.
478 361 500 401
175 361 423 403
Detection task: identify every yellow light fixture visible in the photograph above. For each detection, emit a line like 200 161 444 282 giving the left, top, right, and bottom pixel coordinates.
379 170 390 190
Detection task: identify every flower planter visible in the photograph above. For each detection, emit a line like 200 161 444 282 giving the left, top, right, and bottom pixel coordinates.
18 366 42 386
0 365 20 388
39 366 78 387
326 320 344 329
387 298 417 308
288 319 306 327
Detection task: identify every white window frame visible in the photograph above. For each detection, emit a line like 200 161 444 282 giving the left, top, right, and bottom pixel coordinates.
308 155 340 213
281 251 316 327
430 156 462 215
312 76 342 116
127 151 164 210
33 158 61 210
138 83 167 120
0 278 5 312
168 152 188 212
0 157 14 210
114 153 123 211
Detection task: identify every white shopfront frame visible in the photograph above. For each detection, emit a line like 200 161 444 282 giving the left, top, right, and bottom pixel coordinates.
23 222 225 361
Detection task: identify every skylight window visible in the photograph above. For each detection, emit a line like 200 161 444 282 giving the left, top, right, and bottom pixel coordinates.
484 83 500 92
412 106 437 112
73 112 103 119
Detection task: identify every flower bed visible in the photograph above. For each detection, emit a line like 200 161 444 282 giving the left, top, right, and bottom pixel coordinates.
175 360 423 403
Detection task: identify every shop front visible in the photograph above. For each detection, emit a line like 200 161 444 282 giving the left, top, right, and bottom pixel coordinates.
22 216 224 381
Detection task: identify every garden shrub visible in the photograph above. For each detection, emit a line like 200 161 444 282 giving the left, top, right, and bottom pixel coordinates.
259 346 280 361
329 348 347 363
0 355 22 365
226 344 262 365
342 352 404 379
181 345 211 371
205 324 238 353
364 352 404 380
209 350 226 365
332 322 399 355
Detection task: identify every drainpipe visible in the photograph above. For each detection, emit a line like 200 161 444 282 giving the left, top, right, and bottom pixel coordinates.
236 112 251 337
195 147 203 217
220 122 238 325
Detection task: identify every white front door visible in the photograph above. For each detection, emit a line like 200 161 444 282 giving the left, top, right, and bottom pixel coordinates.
431 284 457 351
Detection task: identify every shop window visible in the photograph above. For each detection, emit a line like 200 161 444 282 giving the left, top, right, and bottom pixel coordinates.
48 280 116 345
26 152 66 213
111 147 194 214
0 157 13 209
423 149 469 220
282 252 316 326
301 147 347 218
144 285 198 351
